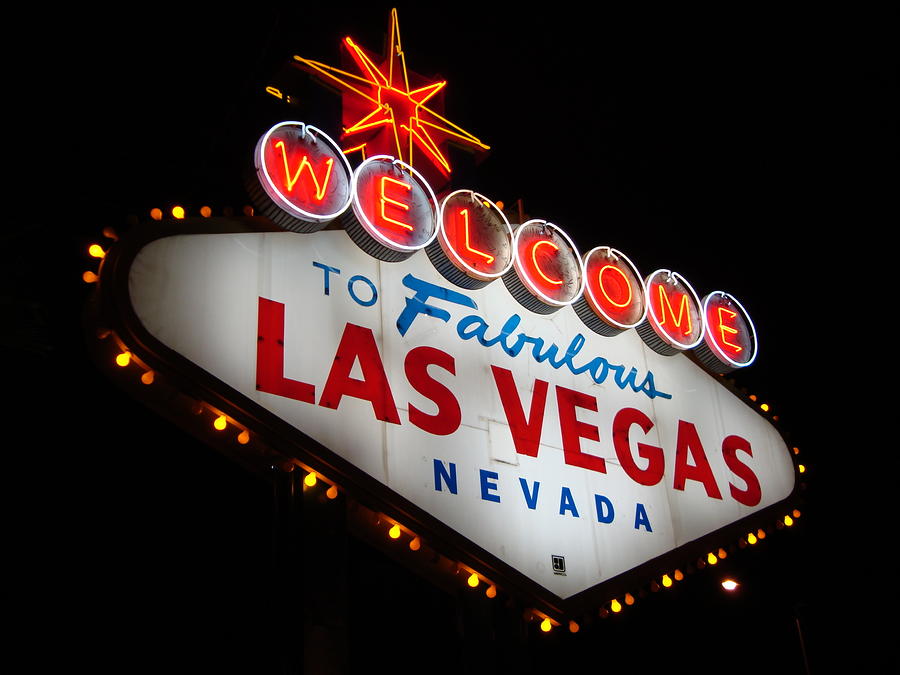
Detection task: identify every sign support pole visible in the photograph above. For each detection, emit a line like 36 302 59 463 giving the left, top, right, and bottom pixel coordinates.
272 464 304 674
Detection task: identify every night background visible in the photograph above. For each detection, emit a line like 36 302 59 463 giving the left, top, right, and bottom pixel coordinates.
10 3 893 673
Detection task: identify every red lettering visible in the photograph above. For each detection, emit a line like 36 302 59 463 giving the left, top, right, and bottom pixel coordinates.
256 297 316 403
405 346 461 436
673 420 722 499
491 365 548 458
556 386 605 473
722 435 762 506
318 323 400 424
612 407 663 486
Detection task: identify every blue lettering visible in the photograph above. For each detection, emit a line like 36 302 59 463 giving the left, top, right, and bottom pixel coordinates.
634 503 653 532
594 494 615 524
312 261 340 295
396 274 478 336
559 487 580 517
519 478 540 510
433 459 458 494
480 469 501 503
396 275 671 400
347 274 377 307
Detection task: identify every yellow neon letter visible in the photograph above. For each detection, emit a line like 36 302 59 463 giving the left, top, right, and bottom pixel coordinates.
458 208 494 264
598 264 632 308
379 175 413 231
716 306 742 352
530 240 563 286
656 284 692 335
274 141 334 200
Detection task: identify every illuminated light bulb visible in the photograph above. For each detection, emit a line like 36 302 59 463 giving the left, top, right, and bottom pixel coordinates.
662 574 673 588
757 528 766 539
760 403 770 412
467 573 479 588
408 535 420 550
624 593 635 605
749 394 757 401
115 351 131 367
150 208 163 221
485 584 497 599
798 464 806 473
141 370 154 385
213 415 227 431
674 569 684 581
721 579 739 591
88 244 105 259
82 271 99 283
568 620 579 633
200 206 212 218
707 552 718 565
243 205 255 216
610 599 622 613
718 548 727 559
237 429 250 445
172 205 185 219
326 485 338 500
784 515 794 527
388 524 401 539
793 446 800 455
792 509 801 518
747 532 758 545
495 200 504 210
540 618 552 632
304 472 317 487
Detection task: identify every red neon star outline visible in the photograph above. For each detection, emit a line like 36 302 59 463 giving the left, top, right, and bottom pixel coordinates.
293 8 489 177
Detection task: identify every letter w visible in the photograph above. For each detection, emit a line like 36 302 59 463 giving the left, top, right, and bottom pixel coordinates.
274 141 333 199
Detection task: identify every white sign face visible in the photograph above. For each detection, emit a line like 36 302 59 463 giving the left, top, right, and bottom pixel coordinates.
128 229 795 600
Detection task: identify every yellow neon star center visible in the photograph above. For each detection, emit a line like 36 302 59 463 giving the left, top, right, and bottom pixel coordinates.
293 8 488 176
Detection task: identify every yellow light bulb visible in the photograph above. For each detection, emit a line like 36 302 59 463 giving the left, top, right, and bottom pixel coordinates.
747 532 757 545
610 599 622 613
467 573 479 588
799 464 806 473
540 618 552 632
213 415 227 431
388 524 400 539
304 472 317 487
707 552 718 565
115 351 131 367
784 515 794 527
760 403 769 412
172 205 185 219
662 574 672 588
89 244 105 259
237 430 250 445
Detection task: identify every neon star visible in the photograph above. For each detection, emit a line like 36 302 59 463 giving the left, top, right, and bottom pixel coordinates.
293 8 489 178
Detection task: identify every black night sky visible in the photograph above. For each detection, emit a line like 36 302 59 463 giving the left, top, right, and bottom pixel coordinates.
11 4 893 673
